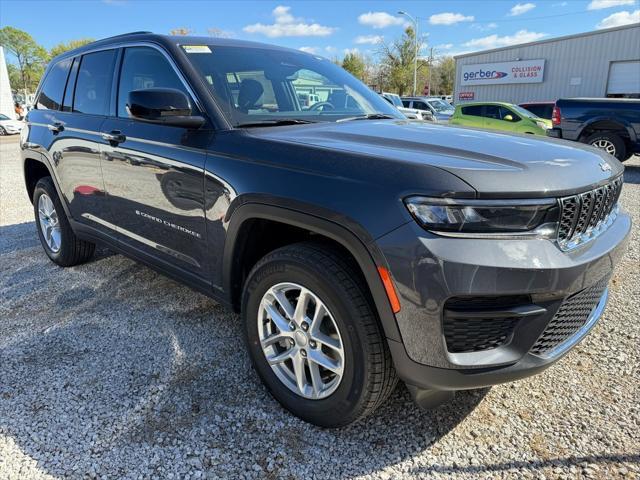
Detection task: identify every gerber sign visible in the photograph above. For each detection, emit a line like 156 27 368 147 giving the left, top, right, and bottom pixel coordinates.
461 59 545 85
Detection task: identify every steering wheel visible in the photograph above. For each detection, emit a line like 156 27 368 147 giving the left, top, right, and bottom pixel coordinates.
309 101 335 112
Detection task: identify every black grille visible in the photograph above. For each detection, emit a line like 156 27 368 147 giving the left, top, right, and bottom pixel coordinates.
557 176 623 249
530 277 609 356
443 296 530 353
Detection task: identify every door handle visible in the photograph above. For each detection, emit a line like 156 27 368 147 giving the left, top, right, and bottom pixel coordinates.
48 122 64 133
101 131 126 144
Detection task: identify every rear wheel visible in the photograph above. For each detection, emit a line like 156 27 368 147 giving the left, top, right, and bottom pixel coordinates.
585 132 627 161
33 177 95 266
242 242 397 427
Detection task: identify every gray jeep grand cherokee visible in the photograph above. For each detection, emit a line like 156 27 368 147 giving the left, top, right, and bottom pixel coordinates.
22 32 630 427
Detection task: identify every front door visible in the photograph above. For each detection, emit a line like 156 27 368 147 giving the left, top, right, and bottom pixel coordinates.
100 46 210 278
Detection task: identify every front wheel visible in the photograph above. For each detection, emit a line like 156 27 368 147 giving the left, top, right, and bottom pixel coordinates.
242 242 397 427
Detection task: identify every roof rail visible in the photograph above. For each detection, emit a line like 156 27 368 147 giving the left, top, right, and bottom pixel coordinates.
99 31 153 41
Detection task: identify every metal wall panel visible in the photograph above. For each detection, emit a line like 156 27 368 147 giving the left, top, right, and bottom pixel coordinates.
454 25 640 104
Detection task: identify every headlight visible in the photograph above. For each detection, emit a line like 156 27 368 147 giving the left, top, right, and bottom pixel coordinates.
404 196 559 237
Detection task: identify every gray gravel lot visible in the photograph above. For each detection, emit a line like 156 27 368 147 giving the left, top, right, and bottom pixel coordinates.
1 134 639 479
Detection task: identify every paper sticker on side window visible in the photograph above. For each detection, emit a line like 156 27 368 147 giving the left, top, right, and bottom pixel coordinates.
182 45 211 54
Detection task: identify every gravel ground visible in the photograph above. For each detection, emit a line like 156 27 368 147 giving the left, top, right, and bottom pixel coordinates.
1 134 638 479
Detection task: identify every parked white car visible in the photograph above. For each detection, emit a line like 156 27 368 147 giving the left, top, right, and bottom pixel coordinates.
0 114 24 135
380 92 434 121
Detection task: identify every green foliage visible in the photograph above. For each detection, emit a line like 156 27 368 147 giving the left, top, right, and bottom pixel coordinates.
49 38 94 59
0 26 48 93
341 53 366 81
379 27 425 96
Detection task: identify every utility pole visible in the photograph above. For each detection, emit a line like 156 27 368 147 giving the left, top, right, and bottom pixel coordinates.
398 11 418 96
427 47 434 96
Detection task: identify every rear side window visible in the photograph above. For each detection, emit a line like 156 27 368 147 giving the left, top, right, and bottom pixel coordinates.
37 58 72 110
117 47 190 118
62 58 79 112
461 105 482 116
73 49 117 116
413 101 428 110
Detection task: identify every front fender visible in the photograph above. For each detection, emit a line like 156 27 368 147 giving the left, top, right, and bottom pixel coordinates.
222 200 404 342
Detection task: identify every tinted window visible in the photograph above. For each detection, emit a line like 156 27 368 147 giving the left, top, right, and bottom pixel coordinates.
401 100 411 108
461 105 483 116
118 47 190 118
500 106 520 122
413 101 428 110
37 58 72 110
73 50 117 115
521 104 553 120
484 105 500 119
62 58 79 112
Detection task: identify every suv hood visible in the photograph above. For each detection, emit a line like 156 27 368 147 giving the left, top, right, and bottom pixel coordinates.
251 120 623 198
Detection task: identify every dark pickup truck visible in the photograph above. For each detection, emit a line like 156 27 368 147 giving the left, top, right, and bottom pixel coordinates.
548 98 640 161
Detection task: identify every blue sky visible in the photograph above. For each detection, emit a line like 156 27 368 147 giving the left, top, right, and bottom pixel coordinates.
1 0 639 61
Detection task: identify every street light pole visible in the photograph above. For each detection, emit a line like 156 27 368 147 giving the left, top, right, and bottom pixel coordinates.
398 11 418 96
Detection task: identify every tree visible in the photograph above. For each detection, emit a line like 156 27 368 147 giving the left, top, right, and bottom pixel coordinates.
169 28 193 36
341 53 366 81
379 27 425 96
49 38 94 59
0 26 47 94
437 56 455 95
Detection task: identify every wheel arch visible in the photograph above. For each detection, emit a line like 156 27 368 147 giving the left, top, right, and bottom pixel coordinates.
578 117 636 144
223 202 402 342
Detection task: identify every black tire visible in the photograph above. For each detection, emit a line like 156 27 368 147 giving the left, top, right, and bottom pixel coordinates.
242 242 397 427
33 177 95 267
0 126 6 136
585 131 627 161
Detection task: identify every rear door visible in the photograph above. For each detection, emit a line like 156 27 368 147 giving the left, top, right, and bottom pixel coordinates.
99 46 210 278
30 50 117 224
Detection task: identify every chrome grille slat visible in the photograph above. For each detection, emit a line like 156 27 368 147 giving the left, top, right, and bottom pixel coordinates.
557 176 623 251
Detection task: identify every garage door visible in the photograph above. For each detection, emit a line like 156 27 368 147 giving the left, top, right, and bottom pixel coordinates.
607 61 640 96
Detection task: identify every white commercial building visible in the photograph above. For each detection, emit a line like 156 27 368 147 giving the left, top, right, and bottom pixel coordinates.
453 24 640 104
0 46 17 119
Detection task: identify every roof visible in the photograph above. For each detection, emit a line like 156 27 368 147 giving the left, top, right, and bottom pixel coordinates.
50 31 304 62
454 23 640 59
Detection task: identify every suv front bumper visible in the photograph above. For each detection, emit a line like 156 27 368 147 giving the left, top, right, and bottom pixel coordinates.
376 210 631 391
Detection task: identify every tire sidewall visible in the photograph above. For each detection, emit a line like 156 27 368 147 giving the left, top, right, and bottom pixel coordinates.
243 256 372 426
587 132 626 161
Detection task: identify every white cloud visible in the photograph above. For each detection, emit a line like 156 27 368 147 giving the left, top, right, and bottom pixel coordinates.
435 43 454 50
509 3 536 16
597 8 640 27
299 47 319 54
358 11 404 28
325 46 337 53
472 22 498 31
463 29 547 50
355 34 384 44
243 5 336 37
429 12 475 25
588 0 636 10
343 47 361 56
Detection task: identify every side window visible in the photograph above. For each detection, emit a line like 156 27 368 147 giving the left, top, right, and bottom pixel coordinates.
73 50 117 116
461 105 482 116
500 107 520 122
62 58 79 112
413 101 428 110
401 100 411 108
37 58 72 110
118 47 190 118
484 105 500 119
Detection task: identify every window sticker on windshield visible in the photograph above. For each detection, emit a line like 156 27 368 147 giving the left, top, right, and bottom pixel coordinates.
182 45 211 54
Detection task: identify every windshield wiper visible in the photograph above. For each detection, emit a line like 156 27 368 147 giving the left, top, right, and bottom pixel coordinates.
336 113 397 123
235 119 317 128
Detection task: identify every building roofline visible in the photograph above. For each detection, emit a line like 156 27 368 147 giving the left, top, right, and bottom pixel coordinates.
454 23 640 60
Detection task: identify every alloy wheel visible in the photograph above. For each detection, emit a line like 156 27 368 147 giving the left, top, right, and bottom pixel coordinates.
37 193 61 253
257 282 345 399
591 139 616 156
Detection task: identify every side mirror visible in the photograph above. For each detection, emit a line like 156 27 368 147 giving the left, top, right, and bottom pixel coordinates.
503 114 514 122
127 88 205 129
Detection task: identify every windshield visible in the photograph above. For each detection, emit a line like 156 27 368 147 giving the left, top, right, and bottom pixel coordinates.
427 99 454 113
183 45 403 126
0 114 9 120
385 94 402 107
